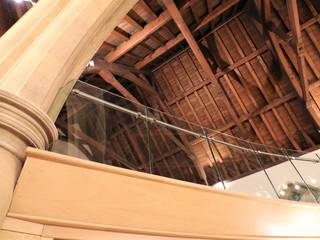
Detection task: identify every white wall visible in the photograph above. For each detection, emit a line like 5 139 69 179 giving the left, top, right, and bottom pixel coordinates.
214 150 320 202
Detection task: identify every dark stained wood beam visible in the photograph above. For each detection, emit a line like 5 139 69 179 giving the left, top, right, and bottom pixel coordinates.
102 63 156 93
123 15 143 31
234 17 315 148
139 74 209 184
104 1 198 64
98 69 206 181
155 2 259 137
99 42 116 52
138 0 175 40
271 35 304 97
56 120 140 170
206 35 225 68
105 10 171 63
115 113 149 171
251 0 303 99
84 60 155 93
219 22 301 149
167 44 268 106
135 4 243 70
286 0 308 102
97 42 145 61
193 0 241 32
191 92 297 146
99 68 140 103
122 72 156 93
103 61 146 74
251 4 320 101
135 33 184 69
100 67 207 182
265 3 320 128
249 1 317 142
161 0 217 87
111 30 129 41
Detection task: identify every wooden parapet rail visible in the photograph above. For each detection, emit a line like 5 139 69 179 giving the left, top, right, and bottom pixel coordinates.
8 148 320 239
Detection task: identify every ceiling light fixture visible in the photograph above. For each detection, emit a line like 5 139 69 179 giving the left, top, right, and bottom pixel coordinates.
87 60 95 68
311 178 317 184
14 0 35 6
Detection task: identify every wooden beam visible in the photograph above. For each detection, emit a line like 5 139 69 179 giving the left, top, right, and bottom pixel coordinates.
122 72 156 93
118 118 148 170
99 69 140 103
191 92 297 146
111 30 129 41
105 10 171 63
56 120 140 170
98 70 205 180
160 1 246 136
166 45 268 106
136 75 208 183
162 0 216 88
286 0 308 102
251 0 304 99
135 33 185 69
105 0 203 64
235 17 315 148
193 0 241 32
123 15 143 31
135 4 242 69
85 60 156 93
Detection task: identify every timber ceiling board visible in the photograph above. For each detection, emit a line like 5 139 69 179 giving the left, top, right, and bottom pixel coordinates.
100 0 245 70
5 0 320 185
148 0 320 181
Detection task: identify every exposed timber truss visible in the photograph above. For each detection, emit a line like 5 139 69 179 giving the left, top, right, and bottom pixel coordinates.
5 0 320 184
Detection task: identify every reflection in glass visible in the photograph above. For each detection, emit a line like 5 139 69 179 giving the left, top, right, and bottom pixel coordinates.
51 81 320 204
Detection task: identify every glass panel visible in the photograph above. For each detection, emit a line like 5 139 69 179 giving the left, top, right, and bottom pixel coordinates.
145 107 205 184
286 149 320 203
206 131 279 199
51 80 320 204
51 81 148 173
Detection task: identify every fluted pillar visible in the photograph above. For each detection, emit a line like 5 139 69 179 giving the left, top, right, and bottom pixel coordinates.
0 0 138 225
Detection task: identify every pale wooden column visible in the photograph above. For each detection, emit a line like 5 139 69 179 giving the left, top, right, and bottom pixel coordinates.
0 0 138 226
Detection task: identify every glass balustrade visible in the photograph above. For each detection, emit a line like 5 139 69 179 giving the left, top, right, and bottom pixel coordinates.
51 81 320 204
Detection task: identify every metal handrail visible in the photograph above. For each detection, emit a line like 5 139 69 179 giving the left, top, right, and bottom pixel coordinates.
72 89 320 164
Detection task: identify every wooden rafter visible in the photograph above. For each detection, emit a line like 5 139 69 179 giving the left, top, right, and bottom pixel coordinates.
97 67 207 181
138 74 209 184
105 10 171 63
193 0 240 32
286 0 308 102
89 59 156 93
161 0 217 90
135 3 242 69
162 0 247 137
234 17 315 148
99 68 140 102
250 0 304 99
104 0 199 64
56 120 140 170
135 33 185 69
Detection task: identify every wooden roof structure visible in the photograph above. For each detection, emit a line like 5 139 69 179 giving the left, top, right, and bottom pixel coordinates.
2 0 320 185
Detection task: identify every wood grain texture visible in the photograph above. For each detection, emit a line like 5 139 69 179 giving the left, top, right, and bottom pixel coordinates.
8 148 320 238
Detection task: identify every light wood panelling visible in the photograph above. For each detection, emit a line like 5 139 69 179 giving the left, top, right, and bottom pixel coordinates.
8 148 320 238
